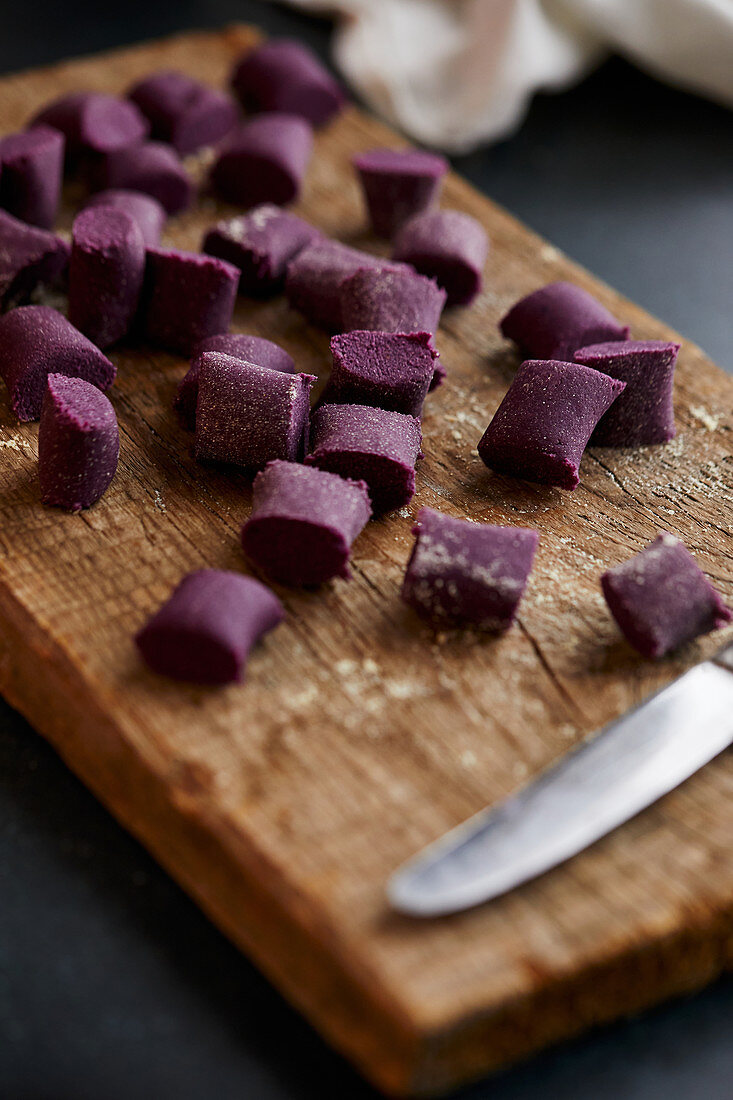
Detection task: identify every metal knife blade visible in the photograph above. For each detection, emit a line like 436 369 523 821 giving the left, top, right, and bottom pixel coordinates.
388 642 733 918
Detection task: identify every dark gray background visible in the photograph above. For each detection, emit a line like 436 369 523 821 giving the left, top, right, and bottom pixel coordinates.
1 2 731 1098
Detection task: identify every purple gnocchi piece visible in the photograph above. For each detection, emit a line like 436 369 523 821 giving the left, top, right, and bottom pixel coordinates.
392 209 488 306
31 92 149 164
306 403 422 513
0 208 69 308
0 126 65 229
242 460 371 586
500 281 630 361
203 204 320 296
0 305 115 422
128 70 238 156
84 189 167 247
402 508 539 631
100 141 194 215
175 333 296 430
285 238 409 331
195 352 315 470
573 339 679 447
38 373 119 511
322 330 438 418
210 114 313 208
69 206 146 348
340 265 446 337
353 147 448 238
601 533 731 659
142 248 239 355
135 569 284 685
231 39 345 127
478 359 625 490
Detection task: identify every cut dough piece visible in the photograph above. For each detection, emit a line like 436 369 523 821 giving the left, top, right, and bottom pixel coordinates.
210 114 313 208
242 460 371 586
231 39 345 127
135 569 284 684
340 266 446 337
38 374 119 511
31 92 149 164
142 248 239 356
0 125 65 228
203 204 320 296
602 533 731 659
500 281 630 361
322 330 438 418
477 359 625 490
69 206 145 348
84 189 166 247
393 209 488 306
402 508 539 631
353 147 448 238
574 339 678 446
100 141 194 215
128 70 237 156
0 208 69 308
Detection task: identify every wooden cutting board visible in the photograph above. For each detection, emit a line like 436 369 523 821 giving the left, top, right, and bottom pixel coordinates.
0 25 731 1098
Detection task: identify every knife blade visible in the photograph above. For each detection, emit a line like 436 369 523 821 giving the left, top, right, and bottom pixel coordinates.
388 642 733 918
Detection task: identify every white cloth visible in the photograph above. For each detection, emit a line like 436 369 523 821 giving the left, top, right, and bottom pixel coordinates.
282 0 733 152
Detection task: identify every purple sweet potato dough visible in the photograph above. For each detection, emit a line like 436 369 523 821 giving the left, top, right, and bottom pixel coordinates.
175 333 296 430
142 248 239 356
210 114 313 208
84 189 167 247
306 403 422 513
478 359 625 490
100 141 194 215
0 306 115 422
0 126 64 228
340 265 446 339
203 204 320 296
68 206 146 349
285 238 410 331
31 92 149 163
135 569 284 685
393 209 488 306
231 39 345 127
242 460 372 586
322 330 438 418
38 374 119 511
574 340 679 447
353 147 448 238
500 281 630 361
0 208 69 308
402 509 539 631
602 533 731 659
195 352 315 470
128 70 238 156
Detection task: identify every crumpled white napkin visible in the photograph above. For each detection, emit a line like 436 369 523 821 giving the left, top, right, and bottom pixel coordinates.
280 0 733 152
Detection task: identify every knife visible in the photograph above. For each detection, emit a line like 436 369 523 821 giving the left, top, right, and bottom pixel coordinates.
388 641 733 918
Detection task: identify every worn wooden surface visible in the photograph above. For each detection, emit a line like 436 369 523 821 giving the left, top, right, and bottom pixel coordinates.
0 26 731 1098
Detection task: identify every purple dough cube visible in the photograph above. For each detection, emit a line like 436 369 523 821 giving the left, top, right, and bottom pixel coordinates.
602 533 731 659
353 147 448 238
478 359 625 490
340 265 446 336
203 204 320 296
392 209 488 306
402 508 539 631
142 248 239 356
0 125 65 229
195 352 315 470
231 39 345 127
100 141 194 215
242 460 371 586
31 92 149 164
175 332 296 430
306 403 422 513
573 339 679 447
500 281 630 361
0 305 115 422
128 70 238 156
69 206 146 348
84 189 167 247
135 569 284 685
322 330 438 418
210 114 313 208
38 373 119 511
0 208 69 308
285 238 409 331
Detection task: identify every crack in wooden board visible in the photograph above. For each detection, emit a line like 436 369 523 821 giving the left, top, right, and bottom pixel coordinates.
0 25 731 1098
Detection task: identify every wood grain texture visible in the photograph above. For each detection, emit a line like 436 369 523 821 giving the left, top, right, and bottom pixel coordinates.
0 26 732 1097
